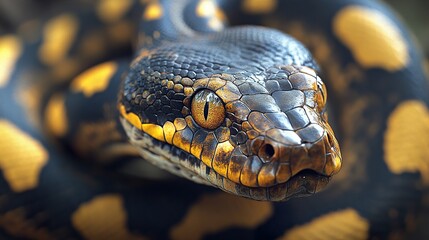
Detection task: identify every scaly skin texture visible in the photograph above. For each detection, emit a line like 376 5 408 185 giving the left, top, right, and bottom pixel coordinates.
0 0 428 239
119 26 341 200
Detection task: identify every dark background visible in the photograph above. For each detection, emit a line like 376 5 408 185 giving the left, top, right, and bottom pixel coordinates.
0 0 428 238
1 0 428 57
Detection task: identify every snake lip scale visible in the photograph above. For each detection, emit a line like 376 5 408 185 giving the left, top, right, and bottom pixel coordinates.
122 117 331 201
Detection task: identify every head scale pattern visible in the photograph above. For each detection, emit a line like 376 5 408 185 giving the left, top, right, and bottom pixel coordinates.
119 26 342 201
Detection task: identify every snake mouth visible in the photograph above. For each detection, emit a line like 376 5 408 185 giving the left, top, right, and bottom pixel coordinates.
121 117 334 201
223 168 330 202
281 169 330 200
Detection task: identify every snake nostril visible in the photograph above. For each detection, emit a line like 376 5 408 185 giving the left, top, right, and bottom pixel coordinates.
260 144 275 162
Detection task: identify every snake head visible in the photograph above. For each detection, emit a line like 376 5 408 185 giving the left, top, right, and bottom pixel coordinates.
119 28 341 201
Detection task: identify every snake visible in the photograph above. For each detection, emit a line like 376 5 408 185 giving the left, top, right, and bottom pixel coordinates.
0 0 428 239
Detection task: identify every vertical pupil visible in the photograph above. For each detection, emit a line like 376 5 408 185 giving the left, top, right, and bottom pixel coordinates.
203 100 209 121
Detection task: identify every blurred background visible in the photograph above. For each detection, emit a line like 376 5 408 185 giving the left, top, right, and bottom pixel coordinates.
0 0 428 238
386 0 429 58
1 0 428 58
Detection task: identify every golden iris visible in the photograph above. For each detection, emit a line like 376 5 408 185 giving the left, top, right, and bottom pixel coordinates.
191 89 225 130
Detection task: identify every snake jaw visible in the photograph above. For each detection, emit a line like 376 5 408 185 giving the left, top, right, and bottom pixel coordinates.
120 116 332 201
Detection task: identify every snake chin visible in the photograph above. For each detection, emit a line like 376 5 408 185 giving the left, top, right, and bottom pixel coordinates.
121 117 331 201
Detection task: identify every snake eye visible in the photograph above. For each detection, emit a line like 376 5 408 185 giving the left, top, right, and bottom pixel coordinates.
316 78 327 113
191 89 225 130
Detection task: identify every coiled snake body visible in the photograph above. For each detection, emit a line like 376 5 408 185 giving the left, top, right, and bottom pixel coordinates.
0 0 428 239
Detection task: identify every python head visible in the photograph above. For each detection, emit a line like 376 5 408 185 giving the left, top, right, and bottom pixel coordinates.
119 27 341 201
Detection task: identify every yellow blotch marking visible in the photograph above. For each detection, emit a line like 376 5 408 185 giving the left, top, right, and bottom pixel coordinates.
96 0 133 22
213 141 234 177
242 0 277 14
208 18 223 31
173 118 187 131
39 14 78 65
119 104 143 130
45 93 68 137
170 192 273 240
119 104 165 142
142 123 165 141
143 2 163 21
0 35 22 88
215 8 227 22
279 209 369 240
384 100 429 185
333 6 408 71
72 194 146 240
71 61 117 97
163 121 176 144
0 120 48 192
196 0 216 17
196 0 225 30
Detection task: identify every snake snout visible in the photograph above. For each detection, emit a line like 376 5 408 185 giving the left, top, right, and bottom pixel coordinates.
288 130 342 180
248 122 341 189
